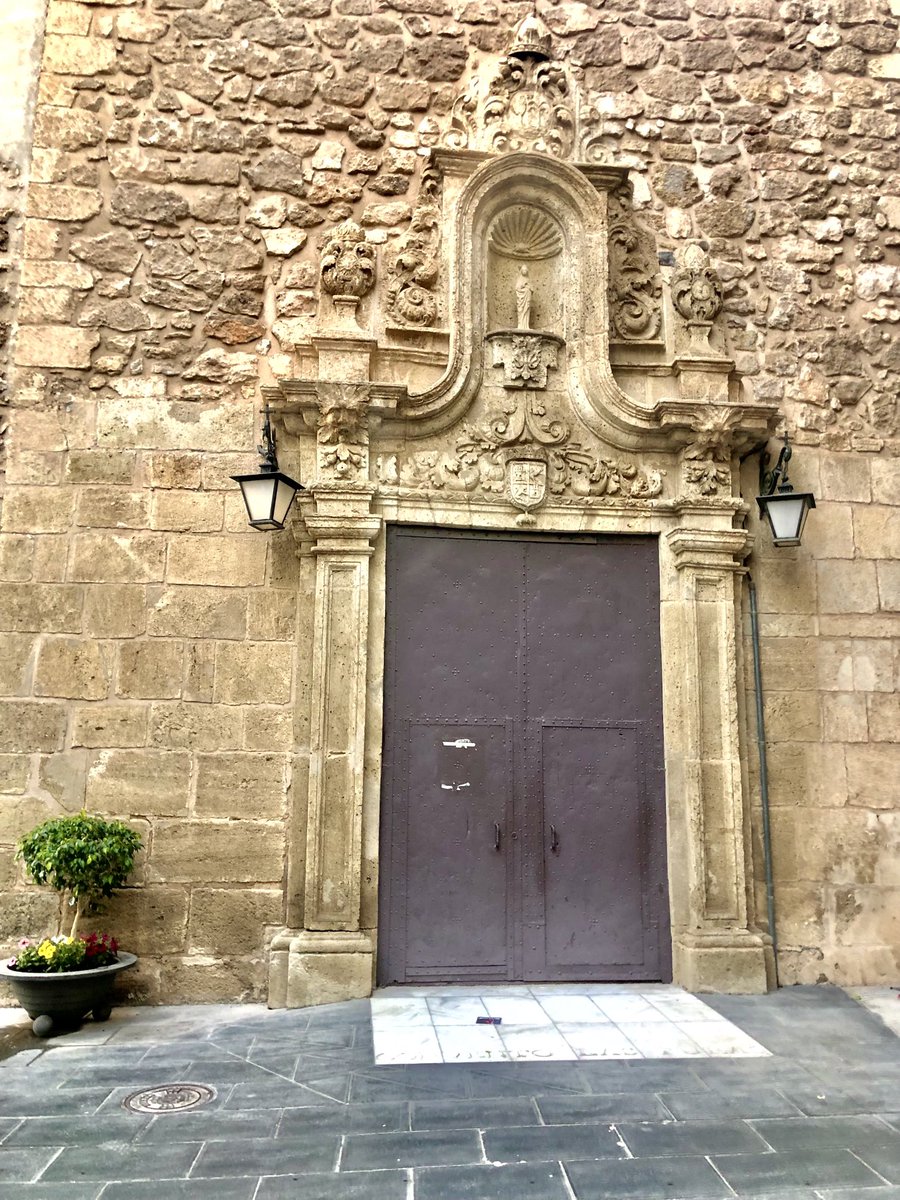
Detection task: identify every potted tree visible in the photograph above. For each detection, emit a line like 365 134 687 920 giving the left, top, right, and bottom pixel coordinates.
0 812 142 1037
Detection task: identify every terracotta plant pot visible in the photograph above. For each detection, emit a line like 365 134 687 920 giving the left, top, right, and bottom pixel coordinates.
0 953 137 1037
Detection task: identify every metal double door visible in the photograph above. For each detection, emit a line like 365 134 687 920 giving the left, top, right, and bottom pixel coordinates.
377 526 670 985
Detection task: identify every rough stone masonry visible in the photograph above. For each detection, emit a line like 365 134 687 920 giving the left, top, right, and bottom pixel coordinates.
0 0 898 1003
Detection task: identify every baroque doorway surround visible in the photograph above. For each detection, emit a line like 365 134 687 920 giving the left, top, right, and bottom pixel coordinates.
263 20 780 1006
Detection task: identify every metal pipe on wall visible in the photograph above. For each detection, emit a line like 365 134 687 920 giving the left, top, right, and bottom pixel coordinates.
747 576 779 987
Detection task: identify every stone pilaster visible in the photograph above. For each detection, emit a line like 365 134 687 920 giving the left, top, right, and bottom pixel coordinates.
270 481 381 1007
664 525 772 994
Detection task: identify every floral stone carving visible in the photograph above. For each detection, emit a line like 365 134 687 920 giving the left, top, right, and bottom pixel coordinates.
320 220 375 301
486 330 564 389
386 162 442 328
376 389 663 518
671 244 724 324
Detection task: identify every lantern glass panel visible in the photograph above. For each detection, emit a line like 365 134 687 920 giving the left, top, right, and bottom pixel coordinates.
239 475 279 527
273 475 298 526
759 492 815 547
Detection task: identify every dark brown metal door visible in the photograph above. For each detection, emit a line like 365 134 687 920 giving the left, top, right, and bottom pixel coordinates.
378 527 670 985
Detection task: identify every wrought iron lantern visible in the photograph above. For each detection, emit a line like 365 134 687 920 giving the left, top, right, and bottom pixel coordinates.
756 431 816 547
232 406 303 532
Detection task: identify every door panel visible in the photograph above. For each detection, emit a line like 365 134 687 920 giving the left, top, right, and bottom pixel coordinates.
539 724 648 976
403 722 511 979
378 527 670 987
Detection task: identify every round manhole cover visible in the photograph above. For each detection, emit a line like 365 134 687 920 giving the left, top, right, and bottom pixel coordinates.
123 1083 216 1114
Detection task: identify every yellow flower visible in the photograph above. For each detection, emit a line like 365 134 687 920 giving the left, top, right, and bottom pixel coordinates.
37 940 56 960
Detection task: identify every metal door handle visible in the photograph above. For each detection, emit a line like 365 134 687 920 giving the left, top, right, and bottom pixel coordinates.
550 824 559 853
494 822 501 851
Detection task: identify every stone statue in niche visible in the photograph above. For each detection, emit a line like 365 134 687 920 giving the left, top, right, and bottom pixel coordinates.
486 204 564 388
515 265 533 330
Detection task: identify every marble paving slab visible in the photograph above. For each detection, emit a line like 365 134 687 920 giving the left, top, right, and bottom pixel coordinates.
371 985 771 1065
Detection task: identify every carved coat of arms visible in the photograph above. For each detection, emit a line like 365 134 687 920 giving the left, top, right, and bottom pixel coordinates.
508 459 547 513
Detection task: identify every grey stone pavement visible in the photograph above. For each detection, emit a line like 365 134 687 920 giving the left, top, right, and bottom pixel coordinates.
1 985 899 1199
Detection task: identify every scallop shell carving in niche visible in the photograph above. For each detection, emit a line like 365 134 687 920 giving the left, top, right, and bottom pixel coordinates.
488 206 563 261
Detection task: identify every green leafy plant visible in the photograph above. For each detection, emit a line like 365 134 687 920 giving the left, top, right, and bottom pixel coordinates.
16 812 142 939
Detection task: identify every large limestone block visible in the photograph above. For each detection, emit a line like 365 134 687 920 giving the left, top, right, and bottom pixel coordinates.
0 537 35 583
104 887 189 955
833 886 900 948
846 744 900 809
0 584 83 633
149 702 243 751
853 506 900 561
213 642 292 705
150 491 224 534
871 459 900 506
71 704 149 748
86 749 191 816
71 533 166 583
825 453 873 501
867 694 900 743
1 488 74 533
38 749 88 809
285 952 373 1008
116 640 184 700
0 633 35 695
0 893 61 943
34 637 109 699
816 559 878 614
188 888 282 955
166 535 266 587
25 185 102 222
148 587 247 639
195 753 288 819
83 585 147 638
74 489 149 530
822 693 868 743
149 820 284 883
43 33 116 74
247 591 297 641
0 796 63 845
762 690 822 742
97 396 254 453
159 958 264 1004
0 701 67 752
0 755 29 794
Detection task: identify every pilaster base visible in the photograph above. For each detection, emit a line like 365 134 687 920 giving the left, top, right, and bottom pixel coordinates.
267 930 375 1009
673 931 772 994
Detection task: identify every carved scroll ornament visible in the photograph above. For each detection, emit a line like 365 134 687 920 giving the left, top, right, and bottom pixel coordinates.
385 162 442 327
376 389 663 516
607 191 662 342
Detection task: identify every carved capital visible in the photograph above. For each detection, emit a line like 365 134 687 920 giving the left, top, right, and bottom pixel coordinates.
666 527 751 572
315 382 370 482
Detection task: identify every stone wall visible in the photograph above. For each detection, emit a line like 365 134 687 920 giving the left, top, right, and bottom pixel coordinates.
1 0 898 1000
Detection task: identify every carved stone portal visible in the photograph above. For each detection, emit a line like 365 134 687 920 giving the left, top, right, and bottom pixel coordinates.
267 144 779 1007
